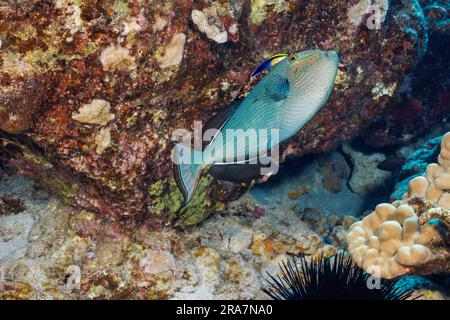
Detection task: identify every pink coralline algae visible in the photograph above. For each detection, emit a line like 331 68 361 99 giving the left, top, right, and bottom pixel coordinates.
0 0 430 226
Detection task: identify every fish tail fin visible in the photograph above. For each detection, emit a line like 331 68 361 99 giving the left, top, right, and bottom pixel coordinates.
172 143 204 204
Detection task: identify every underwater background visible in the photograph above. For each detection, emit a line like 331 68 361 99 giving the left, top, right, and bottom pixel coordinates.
0 0 449 299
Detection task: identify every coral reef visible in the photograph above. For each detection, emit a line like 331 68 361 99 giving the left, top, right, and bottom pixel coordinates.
0 172 341 299
347 201 439 279
421 0 449 34
0 0 430 223
362 0 449 147
391 133 443 200
347 133 450 279
0 195 26 216
191 8 228 44
300 208 357 249
1 126 449 299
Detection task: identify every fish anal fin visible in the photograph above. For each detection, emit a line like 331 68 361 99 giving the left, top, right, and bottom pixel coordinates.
210 154 278 183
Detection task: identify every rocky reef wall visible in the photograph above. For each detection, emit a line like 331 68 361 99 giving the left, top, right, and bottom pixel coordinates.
0 0 433 225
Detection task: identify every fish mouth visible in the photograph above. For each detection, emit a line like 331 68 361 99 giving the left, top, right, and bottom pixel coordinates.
322 51 339 68
325 50 338 58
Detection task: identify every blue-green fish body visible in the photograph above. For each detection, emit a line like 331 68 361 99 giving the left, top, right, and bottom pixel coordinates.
174 50 339 203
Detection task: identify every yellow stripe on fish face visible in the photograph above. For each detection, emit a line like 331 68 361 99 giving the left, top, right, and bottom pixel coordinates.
269 53 289 65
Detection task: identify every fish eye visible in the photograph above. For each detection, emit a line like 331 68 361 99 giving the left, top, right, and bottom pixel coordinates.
289 55 296 62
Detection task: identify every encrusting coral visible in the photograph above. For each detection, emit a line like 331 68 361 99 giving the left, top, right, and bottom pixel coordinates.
72 99 115 126
191 8 228 44
347 133 450 279
156 33 187 69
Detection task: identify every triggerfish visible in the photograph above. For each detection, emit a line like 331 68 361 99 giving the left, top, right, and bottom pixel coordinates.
173 50 339 204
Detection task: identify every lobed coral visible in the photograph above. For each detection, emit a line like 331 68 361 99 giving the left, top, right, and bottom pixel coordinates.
347 202 438 279
390 133 443 201
347 133 450 279
402 132 450 210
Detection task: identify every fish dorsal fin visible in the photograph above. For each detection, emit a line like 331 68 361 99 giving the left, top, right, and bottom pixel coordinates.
251 53 289 78
202 100 241 149
203 100 240 133
265 74 289 101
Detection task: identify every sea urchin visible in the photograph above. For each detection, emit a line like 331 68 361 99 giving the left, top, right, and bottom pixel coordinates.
262 253 416 300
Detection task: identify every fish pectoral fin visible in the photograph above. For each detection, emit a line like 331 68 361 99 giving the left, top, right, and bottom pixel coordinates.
265 74 289 101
